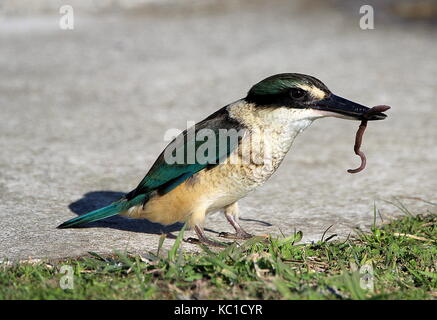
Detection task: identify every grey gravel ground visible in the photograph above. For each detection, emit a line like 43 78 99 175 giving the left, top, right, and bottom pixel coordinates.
1 0 436 261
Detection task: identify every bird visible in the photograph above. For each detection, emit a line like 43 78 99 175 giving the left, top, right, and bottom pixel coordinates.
58 73 388 247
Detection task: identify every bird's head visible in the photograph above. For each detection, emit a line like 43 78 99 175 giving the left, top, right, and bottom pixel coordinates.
245 73 388 121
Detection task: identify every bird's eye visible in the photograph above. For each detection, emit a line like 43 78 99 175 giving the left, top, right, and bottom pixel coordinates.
290 88 307 100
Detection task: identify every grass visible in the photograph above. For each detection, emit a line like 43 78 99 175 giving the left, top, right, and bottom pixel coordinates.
1 209 436 300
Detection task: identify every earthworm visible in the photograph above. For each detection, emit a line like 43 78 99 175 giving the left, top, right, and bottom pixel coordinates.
347 105 391 174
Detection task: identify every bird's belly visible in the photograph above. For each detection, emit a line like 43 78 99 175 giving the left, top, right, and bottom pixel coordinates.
199 163 274 213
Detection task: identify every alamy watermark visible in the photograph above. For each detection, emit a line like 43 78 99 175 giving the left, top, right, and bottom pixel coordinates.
359 263 374 291
59 265 74 289
161 122 278 167
360 5 375 30
351 261 374 291
59 5 74 30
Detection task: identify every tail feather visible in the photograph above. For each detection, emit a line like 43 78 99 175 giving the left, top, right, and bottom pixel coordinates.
57 195 146 229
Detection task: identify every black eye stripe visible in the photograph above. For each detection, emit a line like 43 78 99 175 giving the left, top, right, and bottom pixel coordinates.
245 86 321 107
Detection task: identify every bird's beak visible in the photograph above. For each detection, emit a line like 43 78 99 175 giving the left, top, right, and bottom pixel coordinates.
310 94 388 121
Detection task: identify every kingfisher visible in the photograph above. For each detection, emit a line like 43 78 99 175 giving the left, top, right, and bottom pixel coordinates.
58 73 388 247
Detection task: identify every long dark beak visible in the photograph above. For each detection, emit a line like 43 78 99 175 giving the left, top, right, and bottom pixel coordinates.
311 94 388 121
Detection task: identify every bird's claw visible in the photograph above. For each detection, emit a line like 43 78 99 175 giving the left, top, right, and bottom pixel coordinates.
219 231 253 240
184 237 201 244
184 237 228 248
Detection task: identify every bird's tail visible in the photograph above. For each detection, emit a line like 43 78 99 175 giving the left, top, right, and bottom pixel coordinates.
57 195 145 229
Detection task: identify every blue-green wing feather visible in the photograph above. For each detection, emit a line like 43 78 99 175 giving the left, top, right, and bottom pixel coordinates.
126 107 244 200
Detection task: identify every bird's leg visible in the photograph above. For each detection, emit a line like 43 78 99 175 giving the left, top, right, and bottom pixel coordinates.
219 202 253 240
185 225 227 247
221 214 253 239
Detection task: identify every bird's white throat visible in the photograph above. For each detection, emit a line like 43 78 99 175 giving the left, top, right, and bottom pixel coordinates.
225 101 318 171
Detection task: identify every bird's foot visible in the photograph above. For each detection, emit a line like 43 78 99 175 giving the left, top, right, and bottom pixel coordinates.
184 237 228 248
219 230 253 240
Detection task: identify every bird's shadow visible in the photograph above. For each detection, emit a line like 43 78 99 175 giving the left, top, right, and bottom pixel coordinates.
68 190 273 235
68 191 183 234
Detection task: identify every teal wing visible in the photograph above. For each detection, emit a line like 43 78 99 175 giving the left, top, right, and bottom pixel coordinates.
125 107 245 201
